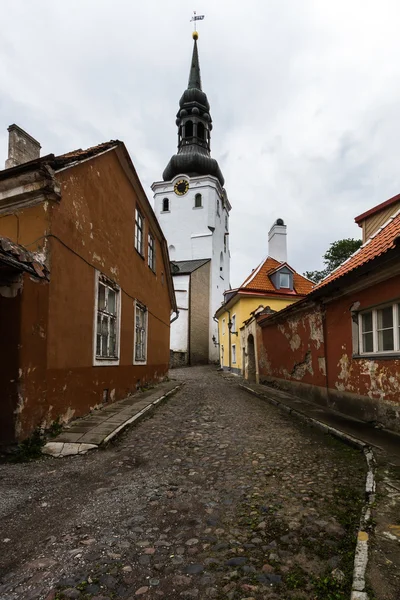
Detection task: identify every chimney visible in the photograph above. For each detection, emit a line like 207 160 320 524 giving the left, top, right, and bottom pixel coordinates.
268 218 287 262
5 124 41 169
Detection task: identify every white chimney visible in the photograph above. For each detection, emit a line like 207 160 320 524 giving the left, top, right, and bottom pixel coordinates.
5 124 41 169
268 218 287 262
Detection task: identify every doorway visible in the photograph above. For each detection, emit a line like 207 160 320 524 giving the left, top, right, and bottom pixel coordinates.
247 334 256 383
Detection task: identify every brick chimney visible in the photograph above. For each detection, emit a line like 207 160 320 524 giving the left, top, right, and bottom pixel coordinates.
5 124 41 169
268 218 287 262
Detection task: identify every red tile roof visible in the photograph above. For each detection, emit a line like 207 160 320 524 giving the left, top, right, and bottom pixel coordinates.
240 256 314 296
316 209 400 290
354 192 400 224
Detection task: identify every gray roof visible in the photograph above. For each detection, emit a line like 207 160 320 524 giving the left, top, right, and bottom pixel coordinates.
171 258 210 275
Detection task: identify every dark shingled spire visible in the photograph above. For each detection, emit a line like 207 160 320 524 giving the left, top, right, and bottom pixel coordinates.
188 39 202 90
163 35 224 186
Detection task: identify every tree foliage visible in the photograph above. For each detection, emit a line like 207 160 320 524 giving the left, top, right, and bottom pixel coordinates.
305 238 363 284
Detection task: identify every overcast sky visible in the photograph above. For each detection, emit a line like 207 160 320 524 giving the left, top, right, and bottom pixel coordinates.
1 1 399 287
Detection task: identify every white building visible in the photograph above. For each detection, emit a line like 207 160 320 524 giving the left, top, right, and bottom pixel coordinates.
152 32 231 363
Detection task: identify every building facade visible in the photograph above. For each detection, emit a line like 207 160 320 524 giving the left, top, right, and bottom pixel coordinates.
215 220 313 376
257 201 400 432
152 33 231 363
0 125 176 445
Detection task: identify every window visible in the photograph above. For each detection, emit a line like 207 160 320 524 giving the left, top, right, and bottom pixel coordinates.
162 198 169 212
224 234 227 253
185 121 193 138
194 193 202 208
231 314 236 333
222 318 226 335
358 302 400 355
148 233 156 271
280 273 290 288
135 208 144 255
225 215 228 230
232 344 237 364
217 199 220 216
94 273 120 364
134 301 148 363
197 122 205 140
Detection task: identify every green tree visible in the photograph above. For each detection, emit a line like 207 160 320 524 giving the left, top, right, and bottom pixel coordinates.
305 238 363 284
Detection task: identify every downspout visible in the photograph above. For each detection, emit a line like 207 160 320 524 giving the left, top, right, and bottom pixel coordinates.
213 315 221 368
227 309 232 372
170 310 179 324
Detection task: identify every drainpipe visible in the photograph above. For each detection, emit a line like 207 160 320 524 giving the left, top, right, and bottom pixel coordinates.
213 316 221 368
170 310 179 324
227 309 232 372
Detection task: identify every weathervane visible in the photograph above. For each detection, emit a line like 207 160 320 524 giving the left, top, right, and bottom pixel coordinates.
190 10 205 39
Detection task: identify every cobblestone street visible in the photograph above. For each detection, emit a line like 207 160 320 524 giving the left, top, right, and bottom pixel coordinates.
0 366 366 600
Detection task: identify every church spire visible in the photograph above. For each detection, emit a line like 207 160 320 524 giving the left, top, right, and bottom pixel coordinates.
188 37 202 90
162 33 224 186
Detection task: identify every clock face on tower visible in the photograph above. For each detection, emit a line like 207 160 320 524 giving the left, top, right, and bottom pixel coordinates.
174 179 189 196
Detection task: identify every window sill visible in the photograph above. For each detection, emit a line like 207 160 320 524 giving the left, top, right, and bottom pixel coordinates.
148 266 156 274
353 353 400 360
134 359 147 366
161 210 170 214
192 206 203 210
94 357 120 367
135 248 145 260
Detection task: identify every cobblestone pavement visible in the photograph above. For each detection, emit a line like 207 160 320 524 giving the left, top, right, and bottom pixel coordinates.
0 366 366 600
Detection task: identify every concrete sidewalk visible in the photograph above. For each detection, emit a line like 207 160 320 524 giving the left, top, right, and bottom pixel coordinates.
43 380 182 458
237 379 400 465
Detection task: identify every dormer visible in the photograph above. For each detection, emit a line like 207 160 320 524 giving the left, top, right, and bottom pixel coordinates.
270 264 295 291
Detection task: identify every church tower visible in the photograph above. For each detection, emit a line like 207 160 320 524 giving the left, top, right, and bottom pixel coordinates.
152 32 231 364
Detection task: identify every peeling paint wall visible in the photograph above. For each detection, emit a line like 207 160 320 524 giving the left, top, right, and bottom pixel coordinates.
258 304 327 389
0 150 174 443
257 273 400 432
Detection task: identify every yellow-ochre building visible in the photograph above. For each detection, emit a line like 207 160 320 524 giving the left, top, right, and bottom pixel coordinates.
214 220 313 379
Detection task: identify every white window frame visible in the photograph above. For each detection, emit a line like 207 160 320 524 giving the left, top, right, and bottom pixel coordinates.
148 232 156 271
134 300 148 365
280 273 290 288
93 270 121 366
135 207 144 256
358 301 400 356
231 314 236 333
232 344 237 364
222 318 226 335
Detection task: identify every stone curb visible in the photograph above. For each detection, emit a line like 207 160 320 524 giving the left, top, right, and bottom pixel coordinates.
42 383 183 458
239 383 376 600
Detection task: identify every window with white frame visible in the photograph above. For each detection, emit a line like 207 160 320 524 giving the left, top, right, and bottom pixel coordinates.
232 344 237 363
358 302 400 355
280 273 290 288
231 314 236 333
95 275 120 362
134 301 148 363
217 199 220 216
148 232 156 271
222 318 226 335
162 197 169 212
194 193 202 208
135 208 144 255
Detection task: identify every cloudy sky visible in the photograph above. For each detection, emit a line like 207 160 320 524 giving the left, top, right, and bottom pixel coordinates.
1 0 399 287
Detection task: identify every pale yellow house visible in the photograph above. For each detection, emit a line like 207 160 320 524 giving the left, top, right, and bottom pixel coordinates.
215 255 313 378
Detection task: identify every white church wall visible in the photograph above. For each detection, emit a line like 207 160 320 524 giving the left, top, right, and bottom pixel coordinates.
170 274 190 354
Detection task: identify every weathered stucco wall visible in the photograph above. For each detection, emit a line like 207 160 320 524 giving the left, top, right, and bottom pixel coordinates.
190 261 210 364
0 149 173 443
258 304 327 389
325 275 400 429
258 274 400 432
